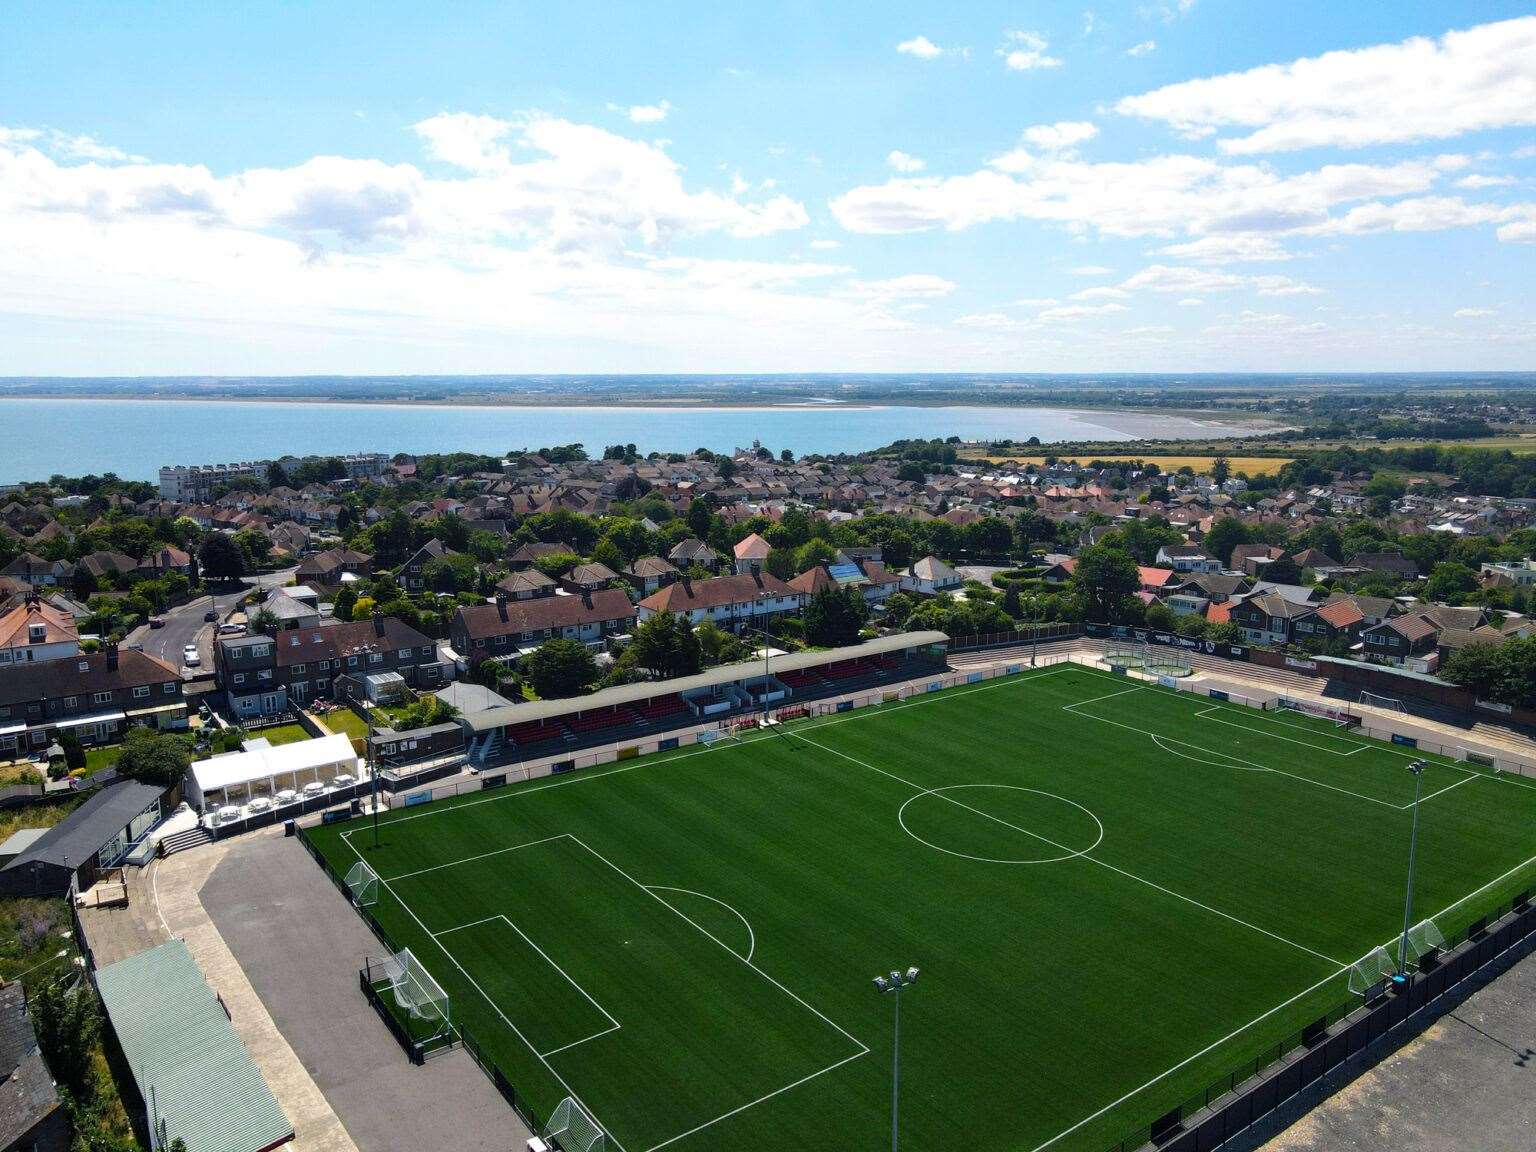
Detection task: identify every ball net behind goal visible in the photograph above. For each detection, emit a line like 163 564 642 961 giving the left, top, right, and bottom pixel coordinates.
1360 691 1407 714
546 1097 606 1152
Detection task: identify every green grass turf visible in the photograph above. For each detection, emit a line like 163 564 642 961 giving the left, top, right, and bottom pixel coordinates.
306 664 1536 1152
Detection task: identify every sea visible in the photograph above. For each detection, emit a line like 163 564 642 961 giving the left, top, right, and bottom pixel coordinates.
0 397 1271 484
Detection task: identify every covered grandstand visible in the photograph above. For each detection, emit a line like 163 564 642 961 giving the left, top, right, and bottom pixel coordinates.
461 631 949 766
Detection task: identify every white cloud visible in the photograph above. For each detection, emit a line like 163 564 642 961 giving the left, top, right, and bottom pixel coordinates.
887 150 926 173
1499 219 1536 243
623 100 673 125
1302 195 1536 238
1116 16 1536 154
1039 302 1127 319
1456 174 1515 189
1453 307 1497 317
839 274 957 300
1127 40 1157 57
808 238 842 249
829 150 1482 244
897 35 944 59
1069 265 1114 275
1119 263 1321 296
954 312 1026 330
1021 121 1099 151
1154 234 1291 263
1012 297 1059 307
1177 297 1204 306
998 31 1062 72
1070 286 1130 301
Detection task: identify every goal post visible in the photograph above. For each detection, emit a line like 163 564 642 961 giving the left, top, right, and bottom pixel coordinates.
1347 946 1396 999
376 948 451 1041
345 860 380 908
546 1097 606 1152
1404 919 1447 967
1360 690 1407 714
1281 698 1359 728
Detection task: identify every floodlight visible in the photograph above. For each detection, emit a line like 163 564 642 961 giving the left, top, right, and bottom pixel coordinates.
873 975 889 992
906 966 920 982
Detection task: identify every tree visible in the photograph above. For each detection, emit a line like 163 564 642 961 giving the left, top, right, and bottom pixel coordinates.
764 548 796 581
31 980 100 1100
57 728 86 772
1144 602 1177 632
532 551 583 580
629 612 703 679
1001 583 1023 620
780 448 794 463
1069 544 1141 623
349 595 377 621
265 461 289 488
897 461 927 484
1210 457 1231 486
1202 518 1252 570
114 727 190 789
333 584 358 621
802 586 868 647
716 456 737 481
1261 555 1302 585
524 638 599 699
591 538 625 573
1426 561 1478 604
1442 636 1536 706
686 498 715 539
233 528 271 569
793 539 838 572
197 533 246 581
249 607 279 636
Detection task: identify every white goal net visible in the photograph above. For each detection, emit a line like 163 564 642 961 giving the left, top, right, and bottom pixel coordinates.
1360 691 1407 714
1404 919 1447 966
345 860 380 907
546 1097 606 1152
1347 946 1397 997
377 948 451 1036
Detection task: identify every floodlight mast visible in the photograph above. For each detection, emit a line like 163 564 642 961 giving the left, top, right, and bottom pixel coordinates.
1396 760 1428 979
872 965 919 1152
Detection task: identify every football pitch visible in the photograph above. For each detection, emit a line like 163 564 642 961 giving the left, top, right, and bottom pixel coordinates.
305 663 1536 1152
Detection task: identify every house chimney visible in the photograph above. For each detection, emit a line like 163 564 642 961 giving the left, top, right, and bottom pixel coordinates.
681 574 692 596
105 642 118 671
496 594 509 623
581 589 593 609
752 570 763 589
372 612 385 637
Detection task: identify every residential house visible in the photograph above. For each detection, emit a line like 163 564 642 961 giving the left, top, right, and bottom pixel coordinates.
1347 551 1419 580
1361 614 1440 665
0 555 70 587
732 532 773 574
901 556 962 596
295 548 373 587
1226 593 1314 646
668 538 722 574
1290 599 1366 647
0 982 69 1152
1137 566 1179 595
788 559 901 608
495 569 558 600
1481 559 1536 588
637 571 804 630
451 589 636 661
0 645 185 757
400 540 454 592
1230 543 1285 577
623 555 679 596
562 563 621 594
507 541 569 570
217 615 446 718
0 597 80 667
1154 544 1220 573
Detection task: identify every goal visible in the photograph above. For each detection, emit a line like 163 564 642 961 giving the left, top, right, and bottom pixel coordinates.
1359 691 1407 714
376 948 451 1041
546 1097 606 1152
1403 919 1447 968
345 860 380 907
1281 699 1358 728
1347 946 1397 998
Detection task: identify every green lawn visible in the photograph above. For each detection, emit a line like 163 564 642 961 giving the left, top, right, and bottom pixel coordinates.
306 665 1536 1152
83 745 122 776
321 709 370 742
253 723 312 747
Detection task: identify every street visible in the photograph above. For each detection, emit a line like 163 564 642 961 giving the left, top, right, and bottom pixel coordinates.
126 567 297 675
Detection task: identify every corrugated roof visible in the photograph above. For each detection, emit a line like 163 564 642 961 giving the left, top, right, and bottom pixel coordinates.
95 940 291 1152
464 630 951 732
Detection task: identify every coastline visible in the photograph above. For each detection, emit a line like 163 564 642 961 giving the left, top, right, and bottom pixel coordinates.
0 393 1286 433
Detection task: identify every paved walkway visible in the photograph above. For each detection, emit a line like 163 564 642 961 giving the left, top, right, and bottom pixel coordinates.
1262 945 1536 1151
199 833 528 1152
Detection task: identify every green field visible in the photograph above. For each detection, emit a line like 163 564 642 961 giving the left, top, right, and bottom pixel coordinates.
306 664 1536 1152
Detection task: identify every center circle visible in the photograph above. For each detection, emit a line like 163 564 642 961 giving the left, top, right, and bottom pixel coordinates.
897 784 1104 865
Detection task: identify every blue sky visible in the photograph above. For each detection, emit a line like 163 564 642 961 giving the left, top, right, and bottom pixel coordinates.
1 2 1533 374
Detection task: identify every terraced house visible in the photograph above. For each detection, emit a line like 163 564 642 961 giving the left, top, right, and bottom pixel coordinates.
451 588 637 664
215 614 448 718
0 644 185 757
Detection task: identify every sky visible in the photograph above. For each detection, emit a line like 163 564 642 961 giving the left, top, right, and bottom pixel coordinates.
1 2 1533 376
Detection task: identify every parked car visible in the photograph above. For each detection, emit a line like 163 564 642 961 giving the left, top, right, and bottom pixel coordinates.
204 608 219 622
148 616 166 629
218 623 245 636
182 644 200 667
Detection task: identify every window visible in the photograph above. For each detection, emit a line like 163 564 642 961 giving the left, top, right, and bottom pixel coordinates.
398 648 411 659
474 638 485 648
258 669 272 681
93 691 113 704
292 663 306 674
64 696 78 709
133 686 150 699
347 656 358 667
234 673 246 685
368 653 382 664
164 683 177 694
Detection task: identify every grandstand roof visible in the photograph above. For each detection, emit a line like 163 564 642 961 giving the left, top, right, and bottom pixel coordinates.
463 630 950 732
